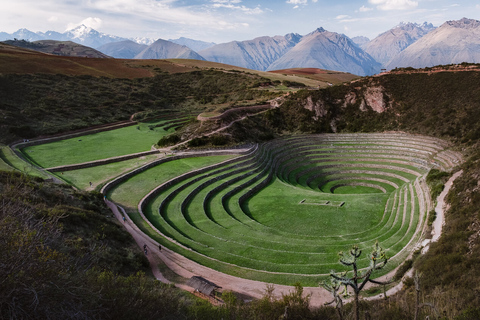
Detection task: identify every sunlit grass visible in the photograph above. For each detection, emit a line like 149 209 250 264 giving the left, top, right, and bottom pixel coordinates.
21 120 175 168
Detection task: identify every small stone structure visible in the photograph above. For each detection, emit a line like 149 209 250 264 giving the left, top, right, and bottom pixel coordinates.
187 276 221 297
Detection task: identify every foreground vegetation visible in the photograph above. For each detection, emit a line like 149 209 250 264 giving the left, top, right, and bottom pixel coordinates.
3 54 480 319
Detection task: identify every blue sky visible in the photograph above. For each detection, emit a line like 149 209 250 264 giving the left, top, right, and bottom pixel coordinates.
1 0 479 43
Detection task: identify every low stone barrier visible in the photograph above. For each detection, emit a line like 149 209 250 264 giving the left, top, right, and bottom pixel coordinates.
47 150 161 172
330 182 387 193
102 145 257 196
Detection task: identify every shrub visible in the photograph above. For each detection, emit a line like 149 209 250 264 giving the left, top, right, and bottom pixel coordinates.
187 136 209 147
210 135 229 146
394 259 413 280
157 134 181 147
283 80 306 88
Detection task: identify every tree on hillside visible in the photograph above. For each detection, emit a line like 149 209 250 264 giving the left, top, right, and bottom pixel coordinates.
322 276 346 320
327 241 390 320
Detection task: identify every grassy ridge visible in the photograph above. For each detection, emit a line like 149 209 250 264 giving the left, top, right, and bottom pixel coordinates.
0 70 275 144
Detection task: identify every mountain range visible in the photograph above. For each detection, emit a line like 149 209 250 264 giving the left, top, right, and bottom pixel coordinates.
363 22 435 66
2 18 480 76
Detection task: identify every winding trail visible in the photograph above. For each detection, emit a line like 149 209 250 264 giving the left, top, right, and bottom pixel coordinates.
365 169 463 300
431 170 463 242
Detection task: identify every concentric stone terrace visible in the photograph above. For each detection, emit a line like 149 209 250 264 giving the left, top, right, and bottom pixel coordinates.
110 133 462 285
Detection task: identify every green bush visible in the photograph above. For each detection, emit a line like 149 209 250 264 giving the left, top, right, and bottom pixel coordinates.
283 80 306 88
187 136 209 147
393 259 413 280
158 134 181 147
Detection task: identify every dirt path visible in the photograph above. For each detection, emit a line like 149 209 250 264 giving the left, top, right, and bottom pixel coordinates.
104 198 332 306
365 169 463 300
432 170 463 242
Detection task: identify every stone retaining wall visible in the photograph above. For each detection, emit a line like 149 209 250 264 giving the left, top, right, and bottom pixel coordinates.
102 145 257 196
48 150 161 172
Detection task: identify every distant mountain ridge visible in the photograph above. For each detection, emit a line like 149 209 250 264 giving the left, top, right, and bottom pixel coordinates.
169 37 216 52
4 18 480 75
386 18 480 69
364 22 435 66
134 39 205 60
97 40 147 59
199 33 302 72
0 25 143 48
266 28 381 76
2 39 110 58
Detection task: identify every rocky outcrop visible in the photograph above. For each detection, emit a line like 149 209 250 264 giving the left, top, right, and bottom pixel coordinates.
303 84 390 119
303 97 327 119
363 86 388 113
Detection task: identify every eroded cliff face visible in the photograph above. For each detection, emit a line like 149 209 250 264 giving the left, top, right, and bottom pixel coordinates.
303 96 327 120
303 83 392 118
363 85 390 113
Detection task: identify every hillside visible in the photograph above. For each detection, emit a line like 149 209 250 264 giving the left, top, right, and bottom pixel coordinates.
268 68 359 85
3 45 480 318
0 43 152 77
0 171 168 319
0 49 352 144
3 39 111 58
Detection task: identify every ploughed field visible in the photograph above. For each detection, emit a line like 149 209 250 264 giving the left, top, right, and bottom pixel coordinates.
103 133 461 285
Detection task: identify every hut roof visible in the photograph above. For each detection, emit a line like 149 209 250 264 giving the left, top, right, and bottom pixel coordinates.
187 276 221 296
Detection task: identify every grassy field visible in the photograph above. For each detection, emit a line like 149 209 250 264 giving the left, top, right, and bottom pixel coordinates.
8 129 450 286
108 155 237 210
55 153 164 190
0 145 50 178
21 120 176 168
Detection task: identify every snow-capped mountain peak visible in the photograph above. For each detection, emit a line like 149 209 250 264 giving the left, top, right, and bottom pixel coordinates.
66 24 94 39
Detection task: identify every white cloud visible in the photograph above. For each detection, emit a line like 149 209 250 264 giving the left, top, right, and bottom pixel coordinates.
85 0 247 30
368 0 418 11
286 0 308 5
359 5 373 12
211 0 242 3
212 3 263 14
336 15 350 20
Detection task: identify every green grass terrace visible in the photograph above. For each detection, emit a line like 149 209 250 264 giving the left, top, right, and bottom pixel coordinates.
103 133 462 286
